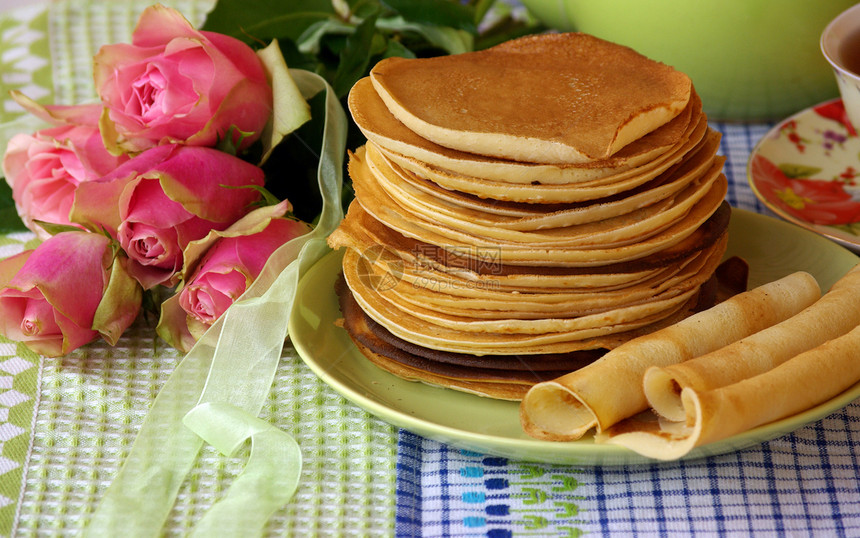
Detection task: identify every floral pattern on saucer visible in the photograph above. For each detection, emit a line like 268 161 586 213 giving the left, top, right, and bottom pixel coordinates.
748 99 860 250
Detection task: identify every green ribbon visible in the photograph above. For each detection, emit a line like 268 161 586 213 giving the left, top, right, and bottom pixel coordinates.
82 69 346 537
184 402 302 538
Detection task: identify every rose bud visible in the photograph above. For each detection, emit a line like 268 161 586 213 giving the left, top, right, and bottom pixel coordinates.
0 231 142 357
70 143 265 289
156 200 310 352
93 4 273 154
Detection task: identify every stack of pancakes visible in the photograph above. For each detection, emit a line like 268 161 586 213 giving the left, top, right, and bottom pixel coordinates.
328 33 730 400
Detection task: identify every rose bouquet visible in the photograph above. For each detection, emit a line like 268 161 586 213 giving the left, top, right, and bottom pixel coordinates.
0 4 313 357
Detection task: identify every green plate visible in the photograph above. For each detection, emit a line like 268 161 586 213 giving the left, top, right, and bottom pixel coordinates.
289 208 860 465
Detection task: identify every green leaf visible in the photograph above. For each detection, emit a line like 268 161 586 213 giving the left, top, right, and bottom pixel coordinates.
472 0 496 26
332 9 382 98
778 163 822 179
383 37 415 59
377 16 473 55
0 180 26 234
296 18 354 55
380 0 477 33
31 220 82 236
201 0 336 43
223 184 282 207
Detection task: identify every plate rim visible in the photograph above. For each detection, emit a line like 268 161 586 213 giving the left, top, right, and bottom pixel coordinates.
747 97 860 252
290 208 860 465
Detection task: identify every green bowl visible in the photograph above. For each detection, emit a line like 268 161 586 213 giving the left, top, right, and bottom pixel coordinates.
518 0 855 121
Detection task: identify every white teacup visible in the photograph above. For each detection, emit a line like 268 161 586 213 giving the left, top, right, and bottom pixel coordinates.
822 3 860 129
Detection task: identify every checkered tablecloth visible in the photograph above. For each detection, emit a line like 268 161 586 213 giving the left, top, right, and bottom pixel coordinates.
1 2 858 537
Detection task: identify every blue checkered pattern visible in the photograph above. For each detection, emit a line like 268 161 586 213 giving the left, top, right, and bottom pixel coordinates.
397 405 860 537
713 121 774 214
394 122 860 537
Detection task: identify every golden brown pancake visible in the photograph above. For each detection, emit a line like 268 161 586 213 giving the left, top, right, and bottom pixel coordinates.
349 76 702 186
340 238 726 355
345 173 728 267
337 275 600 375
642 265 860 422
328 200 732 288
364 134 723 231
337 274 659 400
354 144 726 249
369 33 691 164
519 271 818 440
600 316 860 459
359 244 719 320
376 116 709 204
335 258 743 400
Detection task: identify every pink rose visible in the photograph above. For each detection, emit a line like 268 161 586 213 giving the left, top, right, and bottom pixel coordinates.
94 4 273 154
0 231 142 357
70 144 265 289
156 201 310 352
2 115 129 239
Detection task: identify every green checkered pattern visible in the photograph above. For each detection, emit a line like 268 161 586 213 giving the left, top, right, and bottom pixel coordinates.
0 1 398 536
0 6 51 123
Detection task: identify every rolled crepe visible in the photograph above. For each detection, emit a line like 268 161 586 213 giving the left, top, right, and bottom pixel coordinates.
597 322 860 460
519 271 820 441
644 264 860 421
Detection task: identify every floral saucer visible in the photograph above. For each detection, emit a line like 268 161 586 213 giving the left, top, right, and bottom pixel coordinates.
748 98 860 251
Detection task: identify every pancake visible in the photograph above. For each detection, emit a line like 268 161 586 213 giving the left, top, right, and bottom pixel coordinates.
598 321 860 460
352 340 535 400
364 133 723 231
349 75 702 186
339 236 727 355
345 172 728 267
519 271 821 440
373 116 712 203
369 33 691 164
642 264 860 421
329 32 736 401
354 144 726 249
357 243 720 320
336 275 602 400
328 200 732 289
